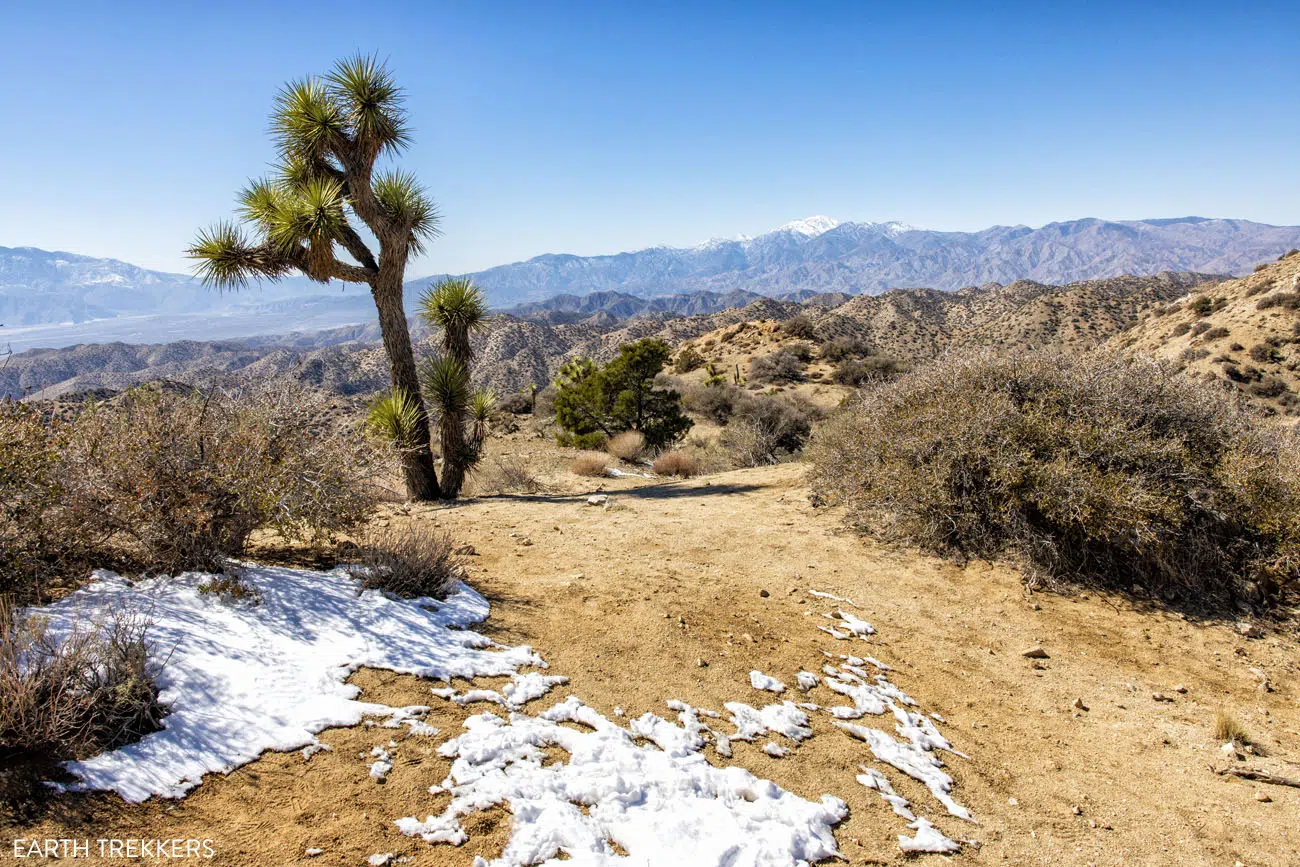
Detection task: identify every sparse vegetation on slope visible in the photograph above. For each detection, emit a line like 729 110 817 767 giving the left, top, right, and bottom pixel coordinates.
809 350 1300 609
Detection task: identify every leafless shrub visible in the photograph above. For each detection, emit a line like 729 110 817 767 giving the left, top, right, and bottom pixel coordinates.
472 455 542 494
809 350 1300 609
819 336 872 362
652 450 700 477
607 431 646 462
570 452 610 476
59 381 384 575
347 524 462 600
1257 293 1300 311
779 315 817 340
498 392 534 415
0 597 165 767
831 355 908 386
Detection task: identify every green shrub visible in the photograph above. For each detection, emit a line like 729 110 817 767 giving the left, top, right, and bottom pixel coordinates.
809 350 1300 607
1249 344 1284 364
553 340 693 450
1190 296 1215 316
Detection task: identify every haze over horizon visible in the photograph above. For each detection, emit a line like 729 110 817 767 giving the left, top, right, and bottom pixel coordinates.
3 0 1298 280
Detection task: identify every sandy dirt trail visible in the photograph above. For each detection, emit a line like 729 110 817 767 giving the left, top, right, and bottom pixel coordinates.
5 462 1299 865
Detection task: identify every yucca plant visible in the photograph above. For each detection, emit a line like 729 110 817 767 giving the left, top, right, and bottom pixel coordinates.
417 278 491 499
188 56 442 500
420 356 474 498
366 388 422 448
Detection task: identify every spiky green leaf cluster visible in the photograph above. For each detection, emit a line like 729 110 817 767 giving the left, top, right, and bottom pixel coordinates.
187 222 290 291
420 356 471 418
366 388 422 447
374 170 441 254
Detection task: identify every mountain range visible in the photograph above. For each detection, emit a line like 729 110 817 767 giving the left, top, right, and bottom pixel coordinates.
4 216 1300 350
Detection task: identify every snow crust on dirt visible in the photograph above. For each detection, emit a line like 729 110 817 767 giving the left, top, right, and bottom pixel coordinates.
31 566 543 802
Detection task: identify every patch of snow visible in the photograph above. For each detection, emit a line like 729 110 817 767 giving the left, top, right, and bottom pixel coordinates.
397 697 847 866
31 566 545 802
763 742 791 758
796 671 820 691
725 701 813 743
750 670 786 693
808 589 857 607
898 818 960 853
833 723 972 822
835 610 875 637
856 766 914 820
774 216 841 237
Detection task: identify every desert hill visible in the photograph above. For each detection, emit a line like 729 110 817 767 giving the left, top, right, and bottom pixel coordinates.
1114 251 1300 418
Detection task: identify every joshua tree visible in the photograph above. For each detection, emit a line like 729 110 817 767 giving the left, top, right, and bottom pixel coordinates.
418 277 490 498
188 56 441 500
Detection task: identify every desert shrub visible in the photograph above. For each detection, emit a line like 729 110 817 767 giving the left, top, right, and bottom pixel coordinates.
652 450 700 477
809 350 1300 607
1249 344 1283 364
347 524 462 600
471 455 541 494
1191 321 1211 336
498 391 534 415
1223 364 1248 383
749 346 809 384
570 452 610 476
1170 322 1191 336
553 340 693 449
673 345 706 374
1230 343 1245 352
1257 293 1300 311
1181 348 1210 362
1245 280 1273 298
831 355 908 386
0 403 85 602
1251 377 1290 399
780 315 817 340
607 430 646 462
0 598 165 767
557 430 608 450
682 383 743 424
721 393 820 467
819 336 872 362
60 382 382 575
1190 296 1215 316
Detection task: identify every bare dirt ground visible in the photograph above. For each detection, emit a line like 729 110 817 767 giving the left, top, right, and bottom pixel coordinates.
5 449 1300 866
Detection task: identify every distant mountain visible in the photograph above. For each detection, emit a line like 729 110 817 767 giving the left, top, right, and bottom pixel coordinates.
447 216 1300 306
500 288 767 323
0 245 367 328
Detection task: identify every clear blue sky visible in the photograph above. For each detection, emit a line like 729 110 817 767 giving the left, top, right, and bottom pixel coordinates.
2 0 1297 277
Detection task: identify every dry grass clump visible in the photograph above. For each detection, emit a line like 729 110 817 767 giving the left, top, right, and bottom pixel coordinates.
1214 709 1250 745
606 430 646 462
652 450 700 477
570 452 611 477
809 350 1300 608
347 524 463 600
0 597 165 766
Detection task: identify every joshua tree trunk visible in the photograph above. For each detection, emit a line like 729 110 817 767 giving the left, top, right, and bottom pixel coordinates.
438 410 467 498
372 277 439 500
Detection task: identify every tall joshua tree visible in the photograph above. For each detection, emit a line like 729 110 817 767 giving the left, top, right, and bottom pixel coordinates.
188 56 441 500
418 277 489 499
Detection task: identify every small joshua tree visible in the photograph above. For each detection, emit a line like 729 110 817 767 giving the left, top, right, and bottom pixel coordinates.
418 277 493 499
188 56 441 500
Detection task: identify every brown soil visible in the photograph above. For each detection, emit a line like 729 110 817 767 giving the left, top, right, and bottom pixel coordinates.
5 454 1300 866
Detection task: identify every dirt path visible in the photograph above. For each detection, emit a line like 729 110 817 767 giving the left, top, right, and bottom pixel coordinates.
6 462 1299 865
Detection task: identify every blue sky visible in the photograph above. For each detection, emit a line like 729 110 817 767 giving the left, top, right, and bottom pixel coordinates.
1 0 1297 277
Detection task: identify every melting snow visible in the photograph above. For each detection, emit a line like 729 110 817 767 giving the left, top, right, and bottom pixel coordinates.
749 670 786 693
30 566 543 802
397 697 847 866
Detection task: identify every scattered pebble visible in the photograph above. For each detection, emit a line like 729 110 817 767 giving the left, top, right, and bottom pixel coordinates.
1173 685 1188 694
696 658 708 668
586 495 608 506
742 632 756 643
1255 791 1272 803
759 589 770 598
1072 698 1089 711
1071 805 1082 816
1022 646 1050 659
305 849 323 858
1007 797 1019 806
367 854 394 867
1152 693 1174 703
1236 621 1264 639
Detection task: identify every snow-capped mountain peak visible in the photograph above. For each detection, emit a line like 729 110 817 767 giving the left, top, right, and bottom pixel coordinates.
773 216 841 237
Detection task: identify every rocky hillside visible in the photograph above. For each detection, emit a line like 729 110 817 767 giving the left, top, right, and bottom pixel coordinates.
5 272 1221 403
1114 251 1300 418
